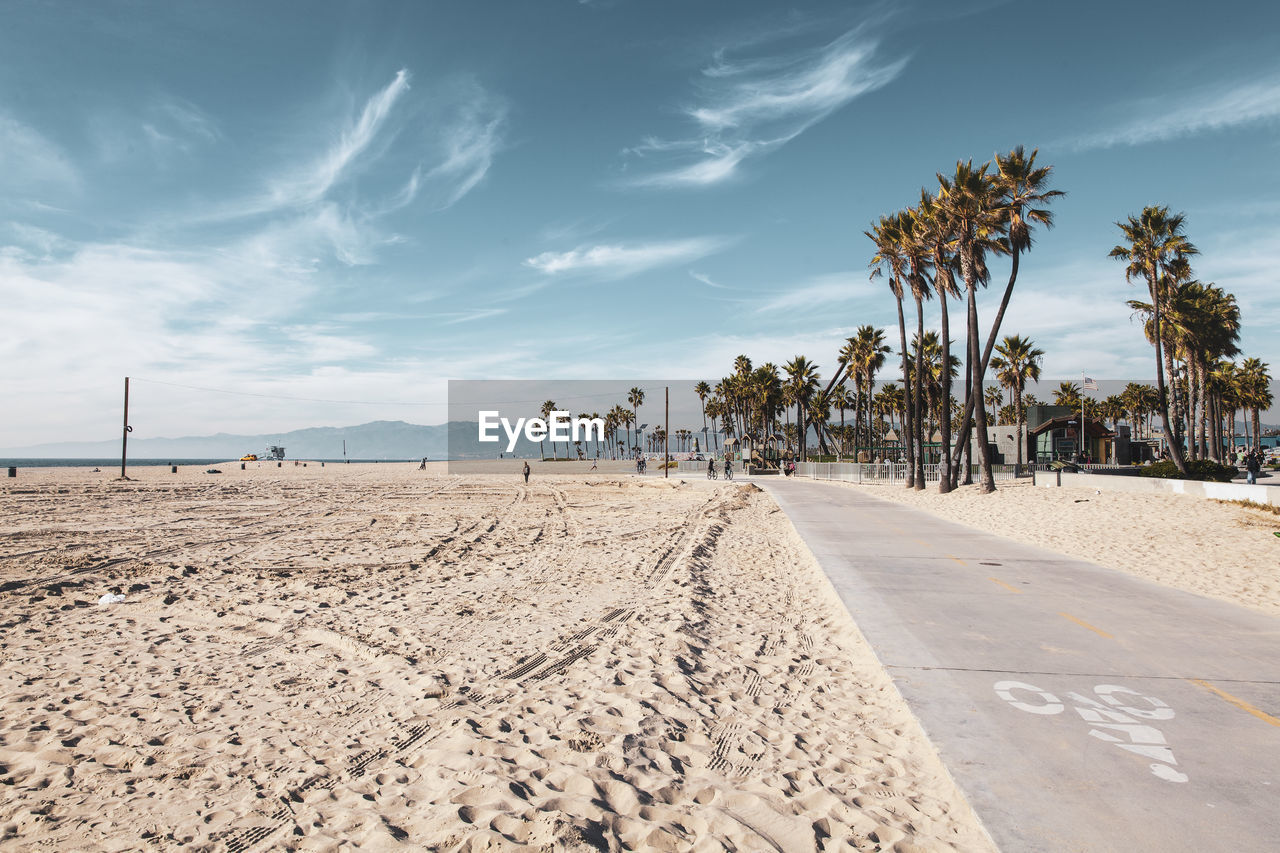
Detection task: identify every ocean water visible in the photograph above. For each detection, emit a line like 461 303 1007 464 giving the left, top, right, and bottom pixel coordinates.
0 458 417 469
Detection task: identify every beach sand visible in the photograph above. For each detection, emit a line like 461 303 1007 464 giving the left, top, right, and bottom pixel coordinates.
0 464 991 851
841 478 1280 617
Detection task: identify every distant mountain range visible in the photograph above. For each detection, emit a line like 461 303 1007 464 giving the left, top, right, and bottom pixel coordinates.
3 416 1275 461
0 420 506 460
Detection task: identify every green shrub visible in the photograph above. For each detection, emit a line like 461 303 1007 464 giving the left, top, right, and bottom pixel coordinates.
1138 459 1237 482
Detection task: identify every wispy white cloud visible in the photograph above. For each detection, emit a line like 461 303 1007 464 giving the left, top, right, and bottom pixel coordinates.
689 270 733 290
1071 74 1280 150
441 307 508 325
184 71 505 271
409 82 506 212
623 24 907 188
524 236 732 278
0 113 78 194
754 271 868 313
270 69 412 209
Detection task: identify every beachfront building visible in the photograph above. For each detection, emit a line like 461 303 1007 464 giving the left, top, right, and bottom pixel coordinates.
1031 414 1115 464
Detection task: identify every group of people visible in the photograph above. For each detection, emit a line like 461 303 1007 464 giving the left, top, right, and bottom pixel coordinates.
1241 448 1268 485
706 455 734 480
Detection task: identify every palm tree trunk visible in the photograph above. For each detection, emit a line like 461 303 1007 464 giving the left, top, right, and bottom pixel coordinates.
967 283 996 492
1015 381 1026 472
912 293 926 490
1151 281 1189 474
895 292 916 487
937 296 953 493
951 246 1021 487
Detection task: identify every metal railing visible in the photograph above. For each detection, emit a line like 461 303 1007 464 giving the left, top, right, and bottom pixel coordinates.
794 461 1018 484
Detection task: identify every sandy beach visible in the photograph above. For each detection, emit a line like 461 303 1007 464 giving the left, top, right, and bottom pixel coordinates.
840 478 1280 617
0 464 991 852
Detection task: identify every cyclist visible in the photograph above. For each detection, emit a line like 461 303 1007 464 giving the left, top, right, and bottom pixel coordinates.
707 456 717 479
723 453 733 480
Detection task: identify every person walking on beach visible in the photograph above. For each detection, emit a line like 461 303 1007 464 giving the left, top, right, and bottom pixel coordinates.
1246 449 1261 485
589 456 597 471
522 461 530 484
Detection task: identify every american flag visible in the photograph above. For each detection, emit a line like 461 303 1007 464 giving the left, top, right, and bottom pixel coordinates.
1082 376 1099 391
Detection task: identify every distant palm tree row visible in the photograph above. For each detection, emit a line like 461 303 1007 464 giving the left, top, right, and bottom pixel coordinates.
1111 207 1272 471
690 146 1273 493
535 386 650 460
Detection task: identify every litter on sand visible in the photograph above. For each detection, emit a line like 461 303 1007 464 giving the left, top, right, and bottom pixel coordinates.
98 593 125 605
206 468 222 474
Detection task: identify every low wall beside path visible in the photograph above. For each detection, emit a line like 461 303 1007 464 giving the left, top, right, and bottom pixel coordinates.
1034 469 1280 507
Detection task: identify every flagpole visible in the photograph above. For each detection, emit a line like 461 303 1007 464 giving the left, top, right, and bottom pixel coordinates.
1081 371 1086 463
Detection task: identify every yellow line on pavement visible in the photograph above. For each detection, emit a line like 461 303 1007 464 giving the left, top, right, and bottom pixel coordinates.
1188 679 1280 728
948 555 967 566
988 577 1022 594
1059 612 1113 639
914 538 932 549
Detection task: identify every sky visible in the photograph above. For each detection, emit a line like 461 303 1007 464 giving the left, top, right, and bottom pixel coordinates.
3 0 1279 446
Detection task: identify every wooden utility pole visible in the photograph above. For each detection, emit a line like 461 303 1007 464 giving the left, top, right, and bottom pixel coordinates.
664 386 669 479
119 376 132 480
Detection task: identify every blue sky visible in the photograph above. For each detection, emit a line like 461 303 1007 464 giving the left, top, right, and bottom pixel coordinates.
3 0 1278 445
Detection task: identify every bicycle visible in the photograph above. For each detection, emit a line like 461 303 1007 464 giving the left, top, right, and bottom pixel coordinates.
707 465 717 480
723 461 733 481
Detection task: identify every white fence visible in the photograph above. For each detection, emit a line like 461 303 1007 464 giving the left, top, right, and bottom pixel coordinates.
795 461 1018 484
672 459 1017 484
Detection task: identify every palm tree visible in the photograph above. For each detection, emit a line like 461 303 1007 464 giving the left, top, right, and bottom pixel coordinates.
539 400 556 460
627 387 645 457
990 335 1043 472
857 326 891 455
936 159 1010 492
784 356 820 462
831 385 854 458
867 214 917 486
1110 206 1198 474
898 208 936 488
1053 381 1082 408
946 148 1061 490
1239 358 1273 451
695 380 711 452
915 191 962 491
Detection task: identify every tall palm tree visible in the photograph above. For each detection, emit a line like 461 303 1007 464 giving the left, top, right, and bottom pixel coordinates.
627 387 645 457
695 381 711 452
946 148 1061 489
784 356 820 462
589 412 602 457
831 385 854 458
990 335 1043 472
867 214 917 486
1109 206 1197 474
857 326 891 455
808 389 834 456
540 400 557 460
897 208 934 489
915 191 962 491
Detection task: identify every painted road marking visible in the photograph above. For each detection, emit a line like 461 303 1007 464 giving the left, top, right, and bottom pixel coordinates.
1060 612 1113 639
989 577 1023 594
948 554 967 566
1188 679 1280 728
995 680 1187 783
913 538 933 549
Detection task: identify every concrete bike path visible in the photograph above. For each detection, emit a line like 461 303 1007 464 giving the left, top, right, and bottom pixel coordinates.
759 478 1280 852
